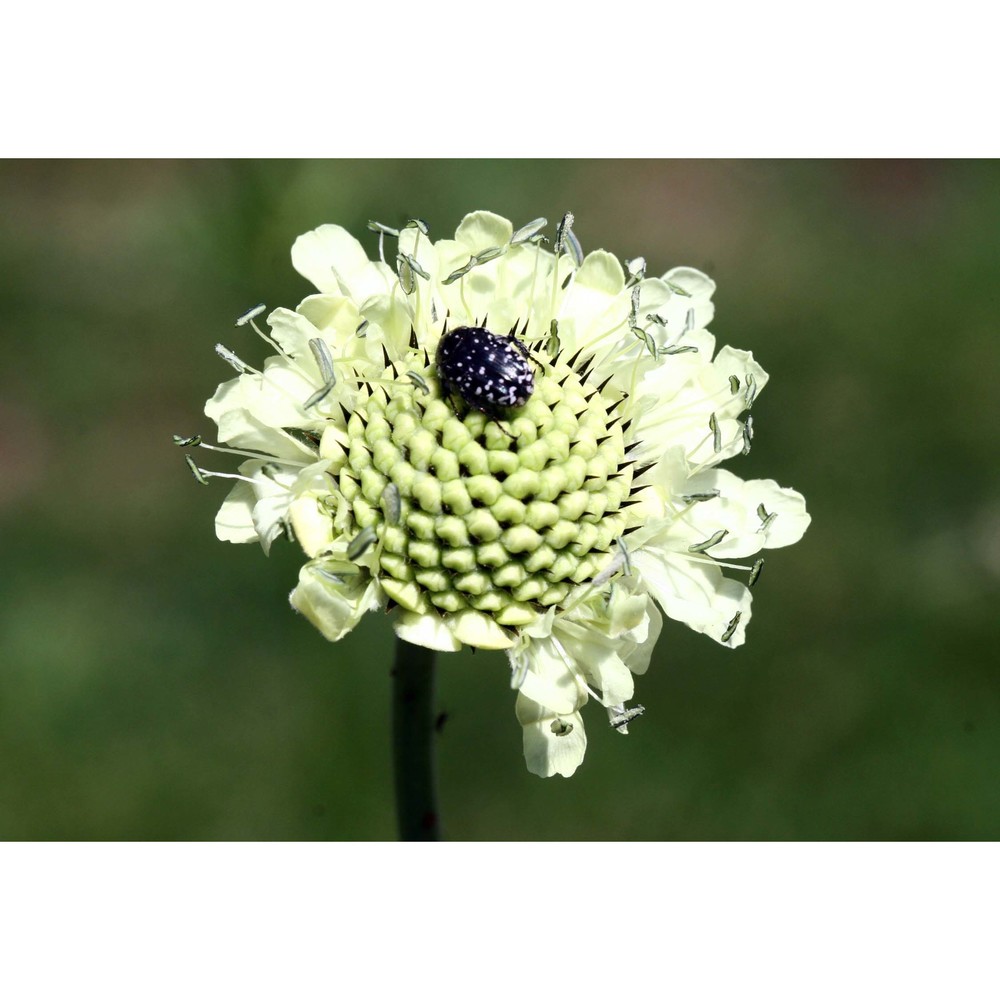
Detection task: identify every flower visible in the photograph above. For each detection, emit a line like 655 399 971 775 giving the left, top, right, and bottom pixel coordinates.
183 211 810 778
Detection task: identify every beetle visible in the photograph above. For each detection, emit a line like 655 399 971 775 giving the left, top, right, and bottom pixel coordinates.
435 323 535 424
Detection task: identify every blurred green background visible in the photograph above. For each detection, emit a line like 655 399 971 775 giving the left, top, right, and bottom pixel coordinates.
1 160 997 840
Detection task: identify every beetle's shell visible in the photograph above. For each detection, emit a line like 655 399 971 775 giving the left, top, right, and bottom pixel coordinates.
436 326 534 412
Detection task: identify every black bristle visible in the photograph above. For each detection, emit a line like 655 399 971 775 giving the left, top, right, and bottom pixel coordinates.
339 402 352 424
382 344 391 368
409 327 419 350
620 418 632 433
594 372 615 395
632 462 656 479
606 396 627 416
566 347 584 369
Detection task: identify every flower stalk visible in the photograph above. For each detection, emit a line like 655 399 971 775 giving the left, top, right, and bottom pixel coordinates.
391 636 440 841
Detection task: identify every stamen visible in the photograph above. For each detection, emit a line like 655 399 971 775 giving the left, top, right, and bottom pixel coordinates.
215 344 257 375
406 371 431 395
184 454 209 485
688 529 728 553
609 703 645 731
511 217 547 245
172 434 202 447
741 415 753 455
721 612 742 643
367 220 400 237
757 504 778 532
625 257 646 285
547 321 562 357
309 338 337 385
554 212 574 256
347 526 378 561
235 303 266 326
748 558 764 587
509 650 530 690
185 458 259 487
709 412 722 453
679 489 721 503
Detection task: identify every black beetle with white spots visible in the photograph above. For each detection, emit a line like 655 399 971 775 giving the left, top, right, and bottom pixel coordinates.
435 324 535 422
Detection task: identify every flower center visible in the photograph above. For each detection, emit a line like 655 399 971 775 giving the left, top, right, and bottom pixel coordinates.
335 349 634 634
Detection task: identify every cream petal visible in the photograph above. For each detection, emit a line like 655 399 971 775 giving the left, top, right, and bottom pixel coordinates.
514 639 582 716
711 346 770 412
214 481 258 543
288 563 381 642
518 713 587 778
291 225 371 296
454 211 514 253
267 306 320 362
622 599 662 676
678 470 811 558
632 546 729 631
204 375 313 459
288 495 336 558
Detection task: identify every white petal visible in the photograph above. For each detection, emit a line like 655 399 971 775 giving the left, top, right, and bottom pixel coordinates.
454 211 514 253
557 250 628 356
214 481 258 543
712 346 770 410
266 306 320 362
514 642 581 716
660 266 716 333
623 598 662 676
632 545 752 647
678 471 812 557
518 713 587 778
291 225 371 296
288 563 381 642
288 495 336 558
204 375 314 460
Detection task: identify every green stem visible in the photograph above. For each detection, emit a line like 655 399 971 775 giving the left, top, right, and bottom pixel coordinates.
391 636 441 841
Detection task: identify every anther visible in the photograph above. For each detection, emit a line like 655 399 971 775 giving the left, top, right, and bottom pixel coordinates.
215 344 255 374
721 612 742 643
235 303 266 327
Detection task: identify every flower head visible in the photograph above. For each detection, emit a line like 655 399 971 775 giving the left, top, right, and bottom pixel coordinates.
183 211 810 777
